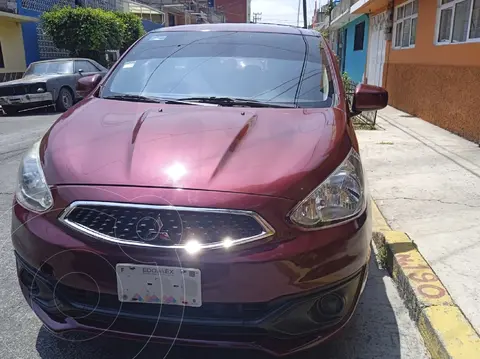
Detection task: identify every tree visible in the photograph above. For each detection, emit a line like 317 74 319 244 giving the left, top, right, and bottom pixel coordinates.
42 7 130 65
326 0 335 24
115 12 145 54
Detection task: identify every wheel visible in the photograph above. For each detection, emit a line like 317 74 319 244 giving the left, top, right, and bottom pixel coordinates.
1 105 19 116
56 87 73 112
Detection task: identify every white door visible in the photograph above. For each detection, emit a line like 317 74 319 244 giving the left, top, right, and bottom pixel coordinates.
366 12 388 87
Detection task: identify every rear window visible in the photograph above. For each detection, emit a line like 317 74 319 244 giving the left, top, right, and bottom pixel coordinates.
101 31 334 108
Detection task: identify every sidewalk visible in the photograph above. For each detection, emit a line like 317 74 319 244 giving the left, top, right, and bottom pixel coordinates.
357 106 480 334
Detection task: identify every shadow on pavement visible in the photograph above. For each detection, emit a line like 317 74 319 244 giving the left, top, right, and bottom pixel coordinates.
1 107 58 117
34 256 404 359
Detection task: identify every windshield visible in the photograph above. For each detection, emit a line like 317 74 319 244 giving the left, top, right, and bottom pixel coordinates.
101 31 334 108
24 61 74 76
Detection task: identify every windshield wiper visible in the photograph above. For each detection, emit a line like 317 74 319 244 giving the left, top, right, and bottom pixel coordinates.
103 94 206 106
175 97 297 108
103 94 164 103
103 95 296 108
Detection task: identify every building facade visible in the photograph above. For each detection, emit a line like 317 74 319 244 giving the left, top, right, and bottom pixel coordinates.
341 14 369 82
0 0 38 81
139 1 226 26
328 0 370 83
311 2 330 30
123 0 164 31
215 0 248 23
351 0 480 142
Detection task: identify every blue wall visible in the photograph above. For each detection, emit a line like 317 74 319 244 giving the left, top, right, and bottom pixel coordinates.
342 14 369 84
17 1 41 66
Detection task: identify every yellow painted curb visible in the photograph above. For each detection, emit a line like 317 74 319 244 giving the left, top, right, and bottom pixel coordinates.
371 200 480 359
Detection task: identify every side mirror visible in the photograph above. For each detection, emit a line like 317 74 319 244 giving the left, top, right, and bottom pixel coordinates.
351 83 388 113
76 74 102 98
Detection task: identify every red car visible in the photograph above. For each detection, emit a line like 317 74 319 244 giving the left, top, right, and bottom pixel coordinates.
11 24 387 356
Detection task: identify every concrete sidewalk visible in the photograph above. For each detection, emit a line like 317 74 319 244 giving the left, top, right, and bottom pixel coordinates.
357 106 480 334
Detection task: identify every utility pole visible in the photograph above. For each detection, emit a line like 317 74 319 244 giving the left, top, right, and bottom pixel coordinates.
297 0 301 27
328 0 333 25
303 0 307 28
252 12 262 23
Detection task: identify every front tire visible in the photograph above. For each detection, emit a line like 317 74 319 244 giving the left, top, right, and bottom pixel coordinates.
56 87 73 112
2 105 19 116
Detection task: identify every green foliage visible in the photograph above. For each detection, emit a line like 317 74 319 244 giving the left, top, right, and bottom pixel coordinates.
41 7 146 64
377 243 388 268
42 7 124 62
114 12 145 54
325 1 335 16
341 72 353 91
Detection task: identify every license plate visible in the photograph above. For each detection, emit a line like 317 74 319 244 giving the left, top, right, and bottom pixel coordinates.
116 264 202 307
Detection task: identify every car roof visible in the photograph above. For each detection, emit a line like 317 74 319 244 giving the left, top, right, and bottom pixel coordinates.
30 58 96 64
152 23 320 37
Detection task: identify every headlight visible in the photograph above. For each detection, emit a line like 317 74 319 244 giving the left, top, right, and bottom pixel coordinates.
15 140 53 212
289 148 365 229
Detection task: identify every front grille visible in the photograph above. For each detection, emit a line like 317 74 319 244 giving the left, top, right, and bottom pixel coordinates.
60 202 274 248
0 85 27 96
0 83 45 96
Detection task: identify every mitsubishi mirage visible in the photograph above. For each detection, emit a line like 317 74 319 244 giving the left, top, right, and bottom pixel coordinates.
11 23 388 356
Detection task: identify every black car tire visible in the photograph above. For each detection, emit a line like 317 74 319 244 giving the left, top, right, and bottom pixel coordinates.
2 105 19 116
56 87 73 112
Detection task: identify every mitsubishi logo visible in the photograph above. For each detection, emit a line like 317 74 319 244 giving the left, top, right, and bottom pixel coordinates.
136 216 171 242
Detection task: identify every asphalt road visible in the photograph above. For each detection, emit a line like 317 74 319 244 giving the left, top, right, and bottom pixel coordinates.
0 112 430 359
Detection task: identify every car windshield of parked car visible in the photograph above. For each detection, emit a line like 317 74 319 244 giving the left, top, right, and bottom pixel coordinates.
101 31 334 108
24 61 74 76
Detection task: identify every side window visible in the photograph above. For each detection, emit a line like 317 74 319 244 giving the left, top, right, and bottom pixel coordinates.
85 61 100 72
74 61 82 73
75 60 98 73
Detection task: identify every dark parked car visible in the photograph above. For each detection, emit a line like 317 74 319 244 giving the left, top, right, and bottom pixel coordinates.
11 24 387 355
0 58 107 115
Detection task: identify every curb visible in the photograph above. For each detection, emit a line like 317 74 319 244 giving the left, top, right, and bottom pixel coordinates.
371 200 480 359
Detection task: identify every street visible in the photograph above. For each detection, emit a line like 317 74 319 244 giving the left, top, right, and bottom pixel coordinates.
0 112 429 359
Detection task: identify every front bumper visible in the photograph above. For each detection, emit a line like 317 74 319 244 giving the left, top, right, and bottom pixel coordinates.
16 253 367 355
12 186 372 355
0 92 53 106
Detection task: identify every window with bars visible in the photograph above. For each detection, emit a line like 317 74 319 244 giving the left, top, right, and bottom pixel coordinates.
354 21 365 51
436 0 480 43
393 0 419 49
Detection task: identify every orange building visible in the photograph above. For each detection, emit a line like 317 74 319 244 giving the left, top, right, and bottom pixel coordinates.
352 0 480 142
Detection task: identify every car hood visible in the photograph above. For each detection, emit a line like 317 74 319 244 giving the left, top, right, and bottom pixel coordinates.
0 74 61 86
41 98 350 201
